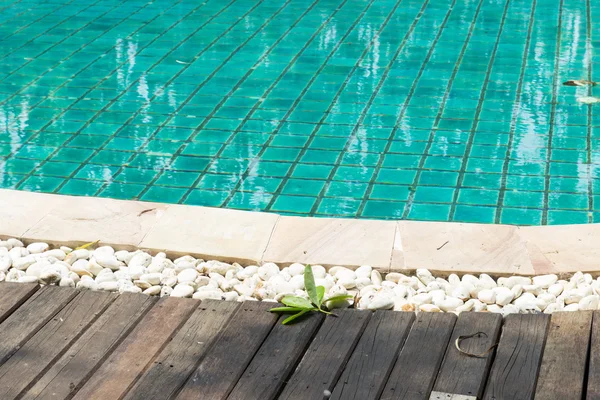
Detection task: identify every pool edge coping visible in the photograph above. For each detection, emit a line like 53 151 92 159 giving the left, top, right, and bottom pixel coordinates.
1 188 598 277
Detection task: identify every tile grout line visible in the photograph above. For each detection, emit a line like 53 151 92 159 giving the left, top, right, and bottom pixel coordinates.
494 0 539 224
135 0 321 202
541 0 565 225
265 0 414 216
25 0 235 193
191 0 372 209
203 0 377 210
3 0 181 175
398 0 485 220
0 0 81 60
0 0 109 94
586 0 594 223
447 0 514 222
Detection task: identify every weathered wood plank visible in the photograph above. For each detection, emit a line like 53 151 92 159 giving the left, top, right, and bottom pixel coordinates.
535 311 592 400
228 311 324 400
432 312 502 399
72 296 198 400
278 309 371 400
23 292 157 400
482 313 550 400
587 311 600 399
380 312 457 400
0 290 115 399
331 311 415 400
0 285 77 366
124 300 240 400
0 282 39 323
175 301 278 400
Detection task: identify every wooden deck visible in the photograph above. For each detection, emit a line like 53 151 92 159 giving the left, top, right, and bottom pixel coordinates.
0 282 595 400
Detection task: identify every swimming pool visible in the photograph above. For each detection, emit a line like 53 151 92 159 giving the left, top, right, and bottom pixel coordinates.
0 0 597 225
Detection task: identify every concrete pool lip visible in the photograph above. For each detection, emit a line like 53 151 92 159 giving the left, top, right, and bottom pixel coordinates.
0 188 598 277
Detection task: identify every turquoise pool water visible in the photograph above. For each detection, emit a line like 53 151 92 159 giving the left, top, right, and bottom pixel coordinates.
0 0 598 224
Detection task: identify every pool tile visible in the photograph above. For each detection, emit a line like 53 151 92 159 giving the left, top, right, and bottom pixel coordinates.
271 195 316 213
184 190 230 207
0 0 594 226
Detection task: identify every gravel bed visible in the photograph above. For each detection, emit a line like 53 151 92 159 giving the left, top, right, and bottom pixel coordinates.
0 238 593 315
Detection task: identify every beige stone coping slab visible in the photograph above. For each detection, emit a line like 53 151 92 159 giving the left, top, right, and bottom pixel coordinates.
0 188 597 276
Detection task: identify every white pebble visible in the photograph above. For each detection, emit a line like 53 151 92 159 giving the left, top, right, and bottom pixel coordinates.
355 265 372 278
419 304 441 312
493 287 514 306
580 295 600 310
532 274 558 288
27 242 49 254
257 263 280 281
477 289 496 304
171 284 194 298
178 269 198 284
367 294 394 310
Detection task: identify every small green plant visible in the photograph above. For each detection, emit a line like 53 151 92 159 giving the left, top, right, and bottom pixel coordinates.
270 265 353 324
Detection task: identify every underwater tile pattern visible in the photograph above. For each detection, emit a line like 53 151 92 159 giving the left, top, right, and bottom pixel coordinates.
0 0 599 225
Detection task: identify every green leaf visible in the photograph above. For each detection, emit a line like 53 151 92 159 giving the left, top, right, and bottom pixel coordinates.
74 240 99 251
270 306 310 313
316 286 325 308
282 309 311 325
304 265 318 306
325 294 354 303
281 296 313 309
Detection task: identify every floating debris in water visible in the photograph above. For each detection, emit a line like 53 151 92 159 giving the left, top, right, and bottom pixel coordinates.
577 96 600 104
563 79 598 86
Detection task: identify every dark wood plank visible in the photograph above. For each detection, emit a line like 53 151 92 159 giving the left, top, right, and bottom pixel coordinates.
0 285 77 366
72 296 199 400
175 301 278 400
278 309 371 400
331 311 415 400
0 282 39 323
431 312 502 399
587 311 600 399
124 300 240 400
586 311 600 399
482 313 550 400
0 289 115 399
535 311 592 400
380 312 457 400
228 311 324 400
23 292 157 400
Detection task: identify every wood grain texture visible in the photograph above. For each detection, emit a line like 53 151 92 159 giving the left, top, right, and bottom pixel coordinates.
124 300 239 400
278 309 371 400
535 311 592 400
72 296 198 400
433 312 502 399
331 311 415 400
0 290 115 399
587 311 600 399
381 312 456 400
0 285 77 366
175 301 278 400
23 292 157 400
228 312 324 400
0 282 39 323
483 313 550 400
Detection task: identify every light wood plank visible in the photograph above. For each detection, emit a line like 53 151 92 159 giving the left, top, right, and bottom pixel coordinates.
432 312 502 399
483 314 550 400
535 311 592 400
72 297 198 400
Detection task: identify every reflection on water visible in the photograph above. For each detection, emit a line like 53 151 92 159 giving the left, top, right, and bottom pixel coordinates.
0 0 598 224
